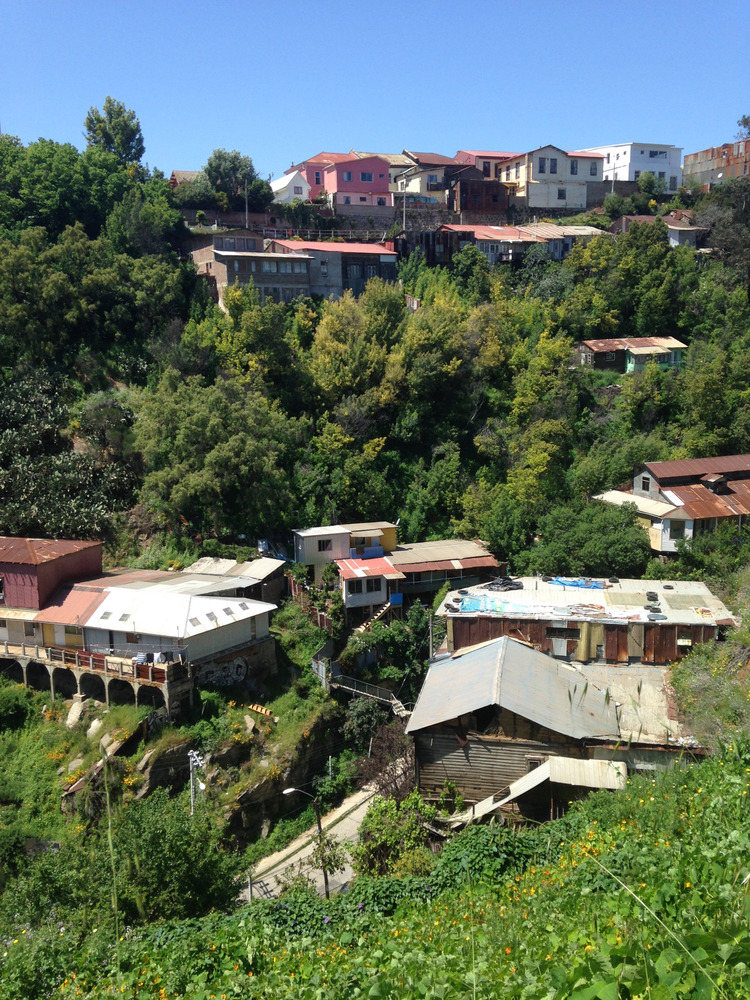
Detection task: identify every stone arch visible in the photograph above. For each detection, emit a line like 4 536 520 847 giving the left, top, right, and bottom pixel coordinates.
0 659 25 684
136 684 166 711
108 677 136 707
26 661 52 694
79 672 107 703
52 666 78 700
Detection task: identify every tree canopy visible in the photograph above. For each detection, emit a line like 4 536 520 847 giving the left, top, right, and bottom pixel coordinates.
84 96 145 166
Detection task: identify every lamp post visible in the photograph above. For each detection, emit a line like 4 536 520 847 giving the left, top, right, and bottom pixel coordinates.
283 786 329 898
188 750 205 815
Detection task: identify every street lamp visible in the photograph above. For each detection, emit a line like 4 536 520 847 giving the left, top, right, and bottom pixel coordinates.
283 786 330 898
188 750 205 815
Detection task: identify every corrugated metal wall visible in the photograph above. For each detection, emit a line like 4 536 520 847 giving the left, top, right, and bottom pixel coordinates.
415 733 583 801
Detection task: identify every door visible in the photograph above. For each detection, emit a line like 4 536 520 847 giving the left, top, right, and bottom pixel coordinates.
42 623 56 648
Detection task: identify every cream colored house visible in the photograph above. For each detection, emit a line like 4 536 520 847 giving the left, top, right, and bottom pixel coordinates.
501 145 604 211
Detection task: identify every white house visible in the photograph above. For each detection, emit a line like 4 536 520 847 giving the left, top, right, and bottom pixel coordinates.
499 146 604 211
582 143 682 191
270 169 311 204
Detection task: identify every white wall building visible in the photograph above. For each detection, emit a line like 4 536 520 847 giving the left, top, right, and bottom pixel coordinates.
270 169 311 204
583 143 682 191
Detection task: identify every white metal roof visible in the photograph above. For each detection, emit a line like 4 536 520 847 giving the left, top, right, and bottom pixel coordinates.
87 589 275 639
294 526 351 538
498 757 627 805
596 489 680 519
406 637 620 739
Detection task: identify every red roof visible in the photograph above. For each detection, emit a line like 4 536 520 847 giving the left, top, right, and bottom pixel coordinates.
0 538 101 566
455 150 519 161
405 150 460 166
441 224 544 242
272 240 397 256
395 555 499 574
336 558 405 582
34 585 108 625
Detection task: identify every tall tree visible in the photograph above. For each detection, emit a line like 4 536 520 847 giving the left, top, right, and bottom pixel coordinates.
84 96 145 166
203 149 273 212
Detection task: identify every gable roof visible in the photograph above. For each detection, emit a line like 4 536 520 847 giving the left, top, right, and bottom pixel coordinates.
403 150 460 166
644 455 750 480
271 240 397 256
406 636 620 738
0 538 102 566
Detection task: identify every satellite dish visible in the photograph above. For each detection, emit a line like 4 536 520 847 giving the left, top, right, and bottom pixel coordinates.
717 172 723 179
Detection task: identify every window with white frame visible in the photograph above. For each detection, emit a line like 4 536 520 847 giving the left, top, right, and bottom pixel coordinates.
278 260 292 273
293 260 307 273
293 185 303 195
262 260 277 273
366 578 382 593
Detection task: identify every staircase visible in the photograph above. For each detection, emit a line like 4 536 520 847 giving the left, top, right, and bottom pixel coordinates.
354 602 391 634
329 673 411 719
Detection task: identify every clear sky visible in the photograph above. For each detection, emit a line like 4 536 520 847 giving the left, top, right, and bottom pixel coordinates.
2 0 749 179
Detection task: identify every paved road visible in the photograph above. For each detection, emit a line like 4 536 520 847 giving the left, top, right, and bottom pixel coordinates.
239 785 376 901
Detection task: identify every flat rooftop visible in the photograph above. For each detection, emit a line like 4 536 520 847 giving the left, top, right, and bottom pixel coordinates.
437 577 736 628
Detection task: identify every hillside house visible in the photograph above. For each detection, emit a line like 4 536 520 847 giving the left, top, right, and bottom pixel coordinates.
267 240 397 298
583 143 682 190
609 213 705 248
599 455 750 554
436 576 735 665
0 537 103 613
455 150 519 178
684 139 750 189
322 155 394 209
406 636 687 807
284 152 352 201
497 146 604 212
576 337 686 372
270 169 311 204
191 229 311 305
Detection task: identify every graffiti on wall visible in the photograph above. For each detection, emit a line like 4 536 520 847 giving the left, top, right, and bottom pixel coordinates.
195 657 250 687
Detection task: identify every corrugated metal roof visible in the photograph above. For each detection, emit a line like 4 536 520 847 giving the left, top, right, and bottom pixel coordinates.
596 489 680 519
294 525 351 538
0 538 101 566
34 586 108 625
336 558 405 581
339 521 397 533
386 539 498 568
272 240 397 256
183 557 284 581
406 637 620 739
644 454 750 479
498 757 626 805
582 336 686 353
88 590 275 639
0 607 40 621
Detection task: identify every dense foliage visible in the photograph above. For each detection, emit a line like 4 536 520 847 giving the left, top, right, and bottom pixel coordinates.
3 748 749 998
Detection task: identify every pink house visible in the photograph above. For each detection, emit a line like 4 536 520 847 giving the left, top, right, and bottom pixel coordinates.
285 152 351 200
323 155 394 208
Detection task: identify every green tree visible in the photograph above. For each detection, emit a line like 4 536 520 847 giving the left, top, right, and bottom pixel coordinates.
84 96 145 166
351 791 437 877
204 149 273 212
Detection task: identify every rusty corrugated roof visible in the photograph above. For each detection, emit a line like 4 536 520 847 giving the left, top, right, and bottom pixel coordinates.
35 585 108 625
0 538 101 566
645 455 750 480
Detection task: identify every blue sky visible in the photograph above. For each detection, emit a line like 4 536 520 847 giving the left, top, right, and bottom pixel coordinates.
2 0 749 179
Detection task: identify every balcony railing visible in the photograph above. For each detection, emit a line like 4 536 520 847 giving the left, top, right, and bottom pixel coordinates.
0 641 188 685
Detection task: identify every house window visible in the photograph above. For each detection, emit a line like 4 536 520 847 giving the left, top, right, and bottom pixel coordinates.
604 350 615 360
550 157 558 174
649 150 667 159
314 171 322 185
342 171 353 182
0 620 6 629
505 165 511 180
278 260 293 273
538 157 546 174
0 577 4 602
589 162 597 176
224 238 235 250
557 188 566 200
349 580 363 595
24 621 35 637
343 196 351 204
366 578 382 593
670 176 678 190
348 264 362 279
262 260 277 273
634 170 641 180
293 185 303 195
641 476 651 492
669 520 685 540
233 261 239 274
427 174 438 184
359 196 367 202
570 159 578 175
236 239 245 250
64 625 83 637
365 264 377 278
377 197 386 206
360 172 373 183
658 171 666 181
546 626 580 638
606 153 611 163
482 161 490 177
320 262 328 276
293 260 307 273
317 539 332 552
515 162 520 179
214 237 224 249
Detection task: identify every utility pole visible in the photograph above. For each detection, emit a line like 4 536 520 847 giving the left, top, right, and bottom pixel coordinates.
244 174 249 229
